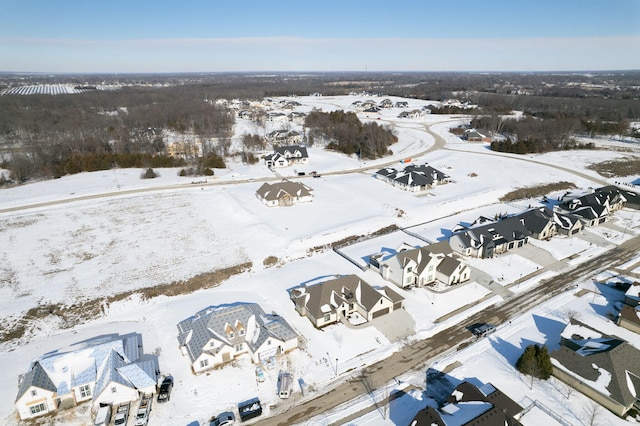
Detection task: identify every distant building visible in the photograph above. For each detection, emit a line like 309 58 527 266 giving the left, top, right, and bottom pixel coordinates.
255 181 314 207
264 145 309 168
375 163 449 192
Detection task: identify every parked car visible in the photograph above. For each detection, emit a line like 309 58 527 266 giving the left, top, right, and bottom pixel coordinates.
157 376 174 403
255 366 265 383
134 393 153 426
210 411 235 426
93 405 111 426
113 404 129 426
238 397 262 422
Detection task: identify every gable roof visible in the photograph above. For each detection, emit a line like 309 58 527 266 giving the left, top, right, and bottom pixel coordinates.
16 334 154 403
290 275 403 320
376 163 449 188
177 303 299 363
274 145 308 158
513 207 555 234
453 216 531 249
16 362 57 401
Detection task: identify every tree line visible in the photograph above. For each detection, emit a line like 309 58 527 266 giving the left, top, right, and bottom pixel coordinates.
0 86 234 183
304 109 397 159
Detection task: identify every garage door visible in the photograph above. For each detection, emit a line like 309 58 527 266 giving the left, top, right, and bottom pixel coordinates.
372 307 389 319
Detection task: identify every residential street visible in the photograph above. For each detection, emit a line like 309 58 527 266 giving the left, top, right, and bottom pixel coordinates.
257 234 640 426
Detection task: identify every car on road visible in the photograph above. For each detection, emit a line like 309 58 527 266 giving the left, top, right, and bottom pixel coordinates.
210 411 235 426
471 323 496 338
157 376 173 403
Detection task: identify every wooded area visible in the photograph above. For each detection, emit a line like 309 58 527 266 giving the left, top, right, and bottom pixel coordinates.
0 71 638 183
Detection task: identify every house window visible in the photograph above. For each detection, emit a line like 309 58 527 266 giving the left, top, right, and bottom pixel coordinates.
228 332 235 339
200 359 209 368
239 329 245 336
210 341 215 348
323 313 331 322
428 265 434 271
79 384 91 398
29 403 46 415
111 386 117 393
30 389 37 397
268 340 271 345
235 343 244 352
407 266 413 273
405 276 412 284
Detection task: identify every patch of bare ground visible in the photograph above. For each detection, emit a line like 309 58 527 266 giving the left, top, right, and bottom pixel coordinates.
263 256 279 267
307 224 400 254
499 181 577 202
0 262 252 344
587 156 640 178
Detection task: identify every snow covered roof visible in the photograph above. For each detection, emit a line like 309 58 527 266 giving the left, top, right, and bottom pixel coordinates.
176 303 299 363
551 321 640 412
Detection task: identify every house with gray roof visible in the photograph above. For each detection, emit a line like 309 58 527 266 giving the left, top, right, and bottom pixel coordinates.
370 242 470 289
410 380 523 425
289 275 404 329
256 181 314 207
15 334 158 421
555 185 628 227
177 303 299 374
264 145 309 168
512 207 557 240
449 216 531 258
375 163 449 192
550 320 640 417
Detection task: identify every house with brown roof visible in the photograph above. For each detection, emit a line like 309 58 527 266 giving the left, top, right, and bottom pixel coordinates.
550 320 640 417
256 181 313 207
370 242 470 289
410 381 523 425
617 282 640 334
289 275 404 328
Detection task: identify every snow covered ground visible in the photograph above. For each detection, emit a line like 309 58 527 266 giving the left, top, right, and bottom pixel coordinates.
1 95 639 425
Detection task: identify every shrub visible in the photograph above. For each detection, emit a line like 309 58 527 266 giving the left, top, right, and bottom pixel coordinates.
203 168 214 176
516 344 553 380
141 168 157 179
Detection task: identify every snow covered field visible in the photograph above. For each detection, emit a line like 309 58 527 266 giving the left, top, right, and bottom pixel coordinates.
1 95 639 425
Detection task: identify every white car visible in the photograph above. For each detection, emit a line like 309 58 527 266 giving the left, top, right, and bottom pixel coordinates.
211 411 235 426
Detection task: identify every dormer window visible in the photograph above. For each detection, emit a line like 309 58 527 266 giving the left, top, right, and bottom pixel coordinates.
31 389 37 397
239 329 245 336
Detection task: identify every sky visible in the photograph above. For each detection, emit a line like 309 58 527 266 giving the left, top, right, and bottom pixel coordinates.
0 0 639 73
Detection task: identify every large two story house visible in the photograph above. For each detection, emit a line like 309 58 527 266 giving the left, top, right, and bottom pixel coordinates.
177 303 299 374
263 145 309 168
15 334 158 421
289 275 404 328
370 242 470 289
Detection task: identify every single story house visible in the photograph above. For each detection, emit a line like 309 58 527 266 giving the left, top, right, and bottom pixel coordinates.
464 129 492 142
550 320 640 417
554 211 584 236
264 145 309 168
256 181 314 207
513 207 557 240
15 334 158 421
410 381 523 425
375 163 450 192
289 275 404 328
555 185 629 227
177 303 300 374
449 216 531 258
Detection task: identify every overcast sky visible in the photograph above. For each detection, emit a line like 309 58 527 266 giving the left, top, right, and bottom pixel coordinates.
1 0 639 73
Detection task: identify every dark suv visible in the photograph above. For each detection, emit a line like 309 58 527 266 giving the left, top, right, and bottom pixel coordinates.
157 376 173 403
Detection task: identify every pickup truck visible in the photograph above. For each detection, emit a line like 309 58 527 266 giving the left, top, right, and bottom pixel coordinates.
134 394 153 426
113 404 129 426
